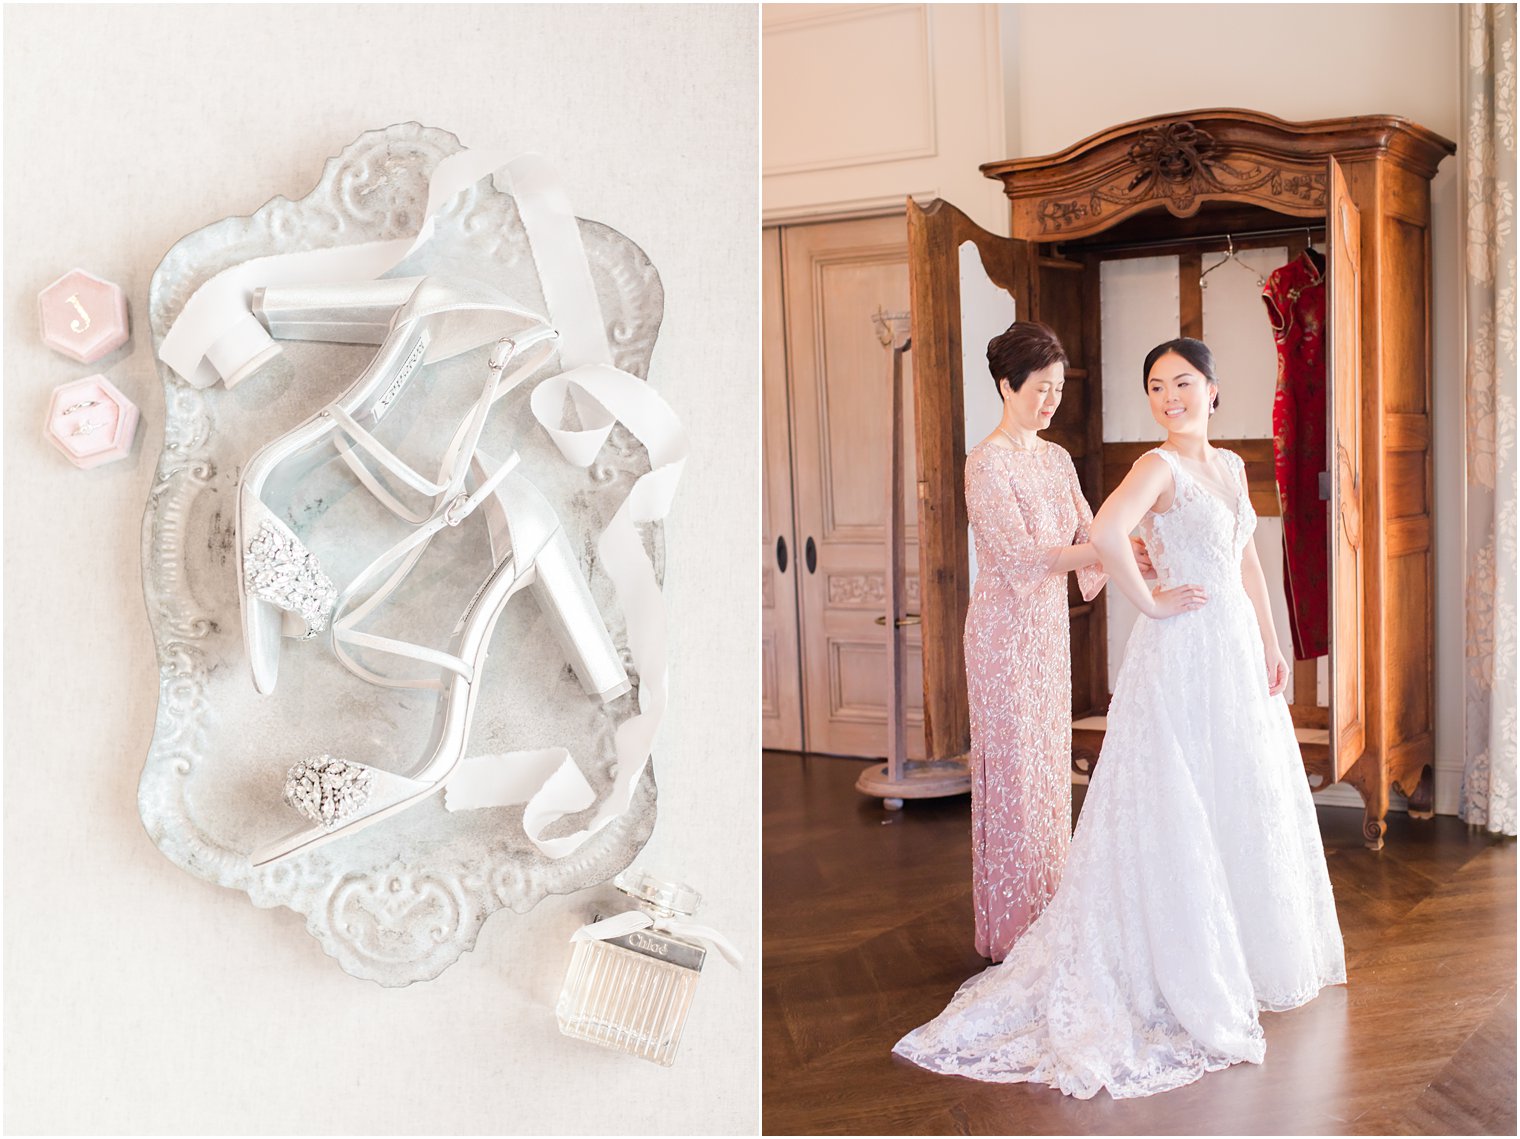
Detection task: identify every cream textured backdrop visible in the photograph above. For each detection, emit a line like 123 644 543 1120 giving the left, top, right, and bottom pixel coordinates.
2 4 759 1134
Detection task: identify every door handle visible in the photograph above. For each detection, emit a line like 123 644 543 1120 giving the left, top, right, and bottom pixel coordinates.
776 536 788 574
805 537 817 574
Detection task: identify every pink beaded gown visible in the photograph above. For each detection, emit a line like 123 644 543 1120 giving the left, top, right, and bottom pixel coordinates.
963 439 1106 962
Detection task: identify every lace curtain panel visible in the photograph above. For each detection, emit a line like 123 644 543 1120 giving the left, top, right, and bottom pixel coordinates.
1460 3 1518 835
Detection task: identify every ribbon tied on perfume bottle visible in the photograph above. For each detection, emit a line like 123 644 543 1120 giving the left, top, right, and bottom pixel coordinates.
571 910 744 969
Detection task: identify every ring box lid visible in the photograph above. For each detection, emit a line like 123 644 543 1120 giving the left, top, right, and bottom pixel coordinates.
38 269 130 364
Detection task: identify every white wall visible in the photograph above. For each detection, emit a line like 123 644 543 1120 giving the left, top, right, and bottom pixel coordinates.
1000 2 1464 812
763 3 1009 231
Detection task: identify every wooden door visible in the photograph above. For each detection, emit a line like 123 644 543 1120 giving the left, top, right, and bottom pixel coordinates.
782 216 924 759
762 228 804 751
1327 157 1367 777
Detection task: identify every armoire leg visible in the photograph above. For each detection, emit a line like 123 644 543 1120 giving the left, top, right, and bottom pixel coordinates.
1362 810 1388 851
1070 744 1099 780
1343 755 1389 851
1402 763 1436 820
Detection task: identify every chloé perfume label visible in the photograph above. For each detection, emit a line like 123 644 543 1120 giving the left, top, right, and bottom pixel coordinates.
592 913 707 971
372 331 430 420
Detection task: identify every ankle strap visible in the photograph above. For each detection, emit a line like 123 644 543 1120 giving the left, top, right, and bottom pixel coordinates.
328 331 556 524
327 449 524 690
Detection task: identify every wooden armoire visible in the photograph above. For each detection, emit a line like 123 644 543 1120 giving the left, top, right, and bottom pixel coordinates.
909 109 1454 849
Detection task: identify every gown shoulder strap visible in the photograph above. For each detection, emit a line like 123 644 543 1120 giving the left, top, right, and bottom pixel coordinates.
1142 446 1181 475
1140 447 1187 508
1222 447 1250 492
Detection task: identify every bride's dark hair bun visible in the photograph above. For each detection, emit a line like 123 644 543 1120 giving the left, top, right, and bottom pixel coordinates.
1143 337 1219 411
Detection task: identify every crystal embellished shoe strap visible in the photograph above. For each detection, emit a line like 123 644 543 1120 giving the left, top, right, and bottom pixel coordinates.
242 499 337 638
283 755 377 829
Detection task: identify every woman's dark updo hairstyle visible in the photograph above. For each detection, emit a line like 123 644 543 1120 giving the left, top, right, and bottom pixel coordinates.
987 320 1068 400
1143 337 1219 411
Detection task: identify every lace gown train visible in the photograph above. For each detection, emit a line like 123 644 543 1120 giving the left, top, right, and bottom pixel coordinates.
894 446 1346 1099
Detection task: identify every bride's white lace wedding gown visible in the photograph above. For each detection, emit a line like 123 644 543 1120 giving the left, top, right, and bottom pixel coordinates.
893 446 1346 1099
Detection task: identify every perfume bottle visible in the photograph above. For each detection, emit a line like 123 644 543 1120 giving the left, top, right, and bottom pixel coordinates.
556 868 707 1066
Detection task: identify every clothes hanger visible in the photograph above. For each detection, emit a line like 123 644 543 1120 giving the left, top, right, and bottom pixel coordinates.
1301 229 1326 280
1199 234 1266 290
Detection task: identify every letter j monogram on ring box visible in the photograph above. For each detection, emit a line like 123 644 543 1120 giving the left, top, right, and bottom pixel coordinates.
557 869 711 1066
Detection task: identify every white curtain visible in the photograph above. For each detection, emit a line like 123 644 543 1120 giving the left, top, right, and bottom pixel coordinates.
1460 3 1518 835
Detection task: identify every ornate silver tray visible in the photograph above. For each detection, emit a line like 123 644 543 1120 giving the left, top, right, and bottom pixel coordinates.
139 123 661 986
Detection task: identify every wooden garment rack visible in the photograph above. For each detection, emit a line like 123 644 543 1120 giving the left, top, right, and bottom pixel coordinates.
856 310 969 808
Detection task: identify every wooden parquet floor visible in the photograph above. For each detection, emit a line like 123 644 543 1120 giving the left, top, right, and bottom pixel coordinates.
762 752 1517 1136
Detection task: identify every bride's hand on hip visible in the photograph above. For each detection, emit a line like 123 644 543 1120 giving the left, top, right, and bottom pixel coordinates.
1146 583 1207 619
1264 643 1289 696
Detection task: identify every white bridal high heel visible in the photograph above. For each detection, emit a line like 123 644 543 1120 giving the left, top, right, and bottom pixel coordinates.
250 440 630 866
235 275 557 694
155 143 686 869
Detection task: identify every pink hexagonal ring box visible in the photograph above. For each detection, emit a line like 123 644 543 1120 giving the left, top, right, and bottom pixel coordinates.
38 269 130 363
45 375 140 469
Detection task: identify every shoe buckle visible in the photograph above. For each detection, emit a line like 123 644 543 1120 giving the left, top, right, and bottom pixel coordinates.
488 336 517 371
444 493 471 526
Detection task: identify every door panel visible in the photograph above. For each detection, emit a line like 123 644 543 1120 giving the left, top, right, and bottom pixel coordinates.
783 216 923 758
1327 157 1367 776
762 228 804 751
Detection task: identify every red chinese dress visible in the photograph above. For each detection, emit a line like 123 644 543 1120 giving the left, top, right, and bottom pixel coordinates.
1263 248 1329 659
963 440 1106 962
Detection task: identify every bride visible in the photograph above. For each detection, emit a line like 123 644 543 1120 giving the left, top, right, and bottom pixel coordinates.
893 337 1346 1099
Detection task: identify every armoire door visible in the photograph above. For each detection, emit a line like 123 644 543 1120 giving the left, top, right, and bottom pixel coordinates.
905 197 1125 764
1327 156 1367 777
762 228 804 752
781 215 924 759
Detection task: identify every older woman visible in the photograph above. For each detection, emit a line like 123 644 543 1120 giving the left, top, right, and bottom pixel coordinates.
962 320 1107 961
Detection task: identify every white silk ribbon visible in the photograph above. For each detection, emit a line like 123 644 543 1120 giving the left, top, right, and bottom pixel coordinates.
445 353 687 860
440 148 687 864
159 147 559 389
570 910 744 969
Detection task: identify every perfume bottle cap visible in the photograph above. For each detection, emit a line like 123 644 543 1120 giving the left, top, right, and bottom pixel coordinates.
614 867 701 917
